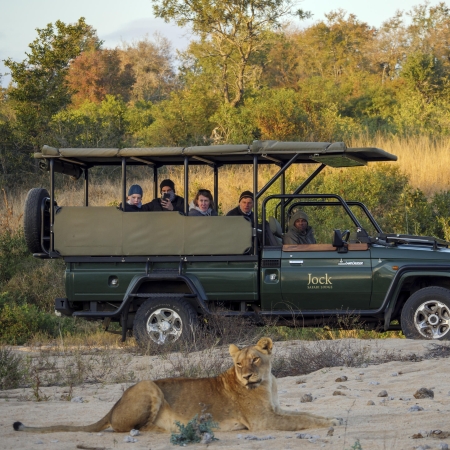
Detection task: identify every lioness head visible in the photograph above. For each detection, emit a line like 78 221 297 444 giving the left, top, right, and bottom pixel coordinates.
229 337 273 389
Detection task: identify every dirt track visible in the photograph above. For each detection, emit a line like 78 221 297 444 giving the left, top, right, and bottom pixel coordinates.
1 339 450 450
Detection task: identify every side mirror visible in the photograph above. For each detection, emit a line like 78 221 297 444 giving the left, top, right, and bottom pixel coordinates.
333 229 348 253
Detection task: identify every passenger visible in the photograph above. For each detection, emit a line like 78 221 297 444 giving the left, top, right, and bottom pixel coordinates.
188 189 218 216
142 179 184 212
226 190 254 226
120 184 143 212
283 210 316 245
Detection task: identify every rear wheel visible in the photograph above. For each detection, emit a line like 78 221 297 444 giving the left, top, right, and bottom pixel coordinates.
23 188 50 254
133 298 198 346
401 286 450 340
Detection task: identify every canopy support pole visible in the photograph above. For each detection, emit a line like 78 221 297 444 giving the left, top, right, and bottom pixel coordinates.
122 158 127 212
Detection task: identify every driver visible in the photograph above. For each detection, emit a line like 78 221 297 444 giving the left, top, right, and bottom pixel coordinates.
283 210 316 245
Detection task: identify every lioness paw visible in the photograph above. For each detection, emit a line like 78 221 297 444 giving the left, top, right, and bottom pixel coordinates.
330 417 344 426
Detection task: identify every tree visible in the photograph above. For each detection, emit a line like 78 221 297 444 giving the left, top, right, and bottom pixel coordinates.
401 51 447 103
51 96 128 148
66 49 135 106
120 35 176 103
407 2 450 67
152 0 310 107
4 18 100 150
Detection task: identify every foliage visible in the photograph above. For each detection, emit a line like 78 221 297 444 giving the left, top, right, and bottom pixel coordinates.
300 165 440 237
170 414 219 446
153 0 310 107
140 89 218 146
66 49 135 106
0 347 27 389
120 35 176 103
0 296 71 345
4 18 100 150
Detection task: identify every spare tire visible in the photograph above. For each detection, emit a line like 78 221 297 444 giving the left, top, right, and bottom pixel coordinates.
23 188 50 254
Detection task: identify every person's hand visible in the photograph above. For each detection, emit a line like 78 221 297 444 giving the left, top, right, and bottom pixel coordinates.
161 198 174 211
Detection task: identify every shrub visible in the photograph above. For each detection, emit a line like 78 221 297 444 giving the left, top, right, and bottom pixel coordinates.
0 295 101 345
0 347 27 389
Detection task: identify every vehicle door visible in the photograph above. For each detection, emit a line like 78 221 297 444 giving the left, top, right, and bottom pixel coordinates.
280 243 373 310
276 199 374 311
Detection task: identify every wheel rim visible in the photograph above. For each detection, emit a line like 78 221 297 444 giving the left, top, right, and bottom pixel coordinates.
414 300 450 339
146 308 183 344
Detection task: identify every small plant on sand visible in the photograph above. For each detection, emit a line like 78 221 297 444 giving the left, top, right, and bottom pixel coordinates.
170 414 219 446
29 369 50 401
348 439 363 450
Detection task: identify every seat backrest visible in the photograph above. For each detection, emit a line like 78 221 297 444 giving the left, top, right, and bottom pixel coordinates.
269 217 283 238
268 217 283 245
54 207 252 256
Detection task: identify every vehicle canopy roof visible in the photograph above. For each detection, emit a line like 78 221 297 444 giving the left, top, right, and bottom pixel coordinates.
36 141 397 167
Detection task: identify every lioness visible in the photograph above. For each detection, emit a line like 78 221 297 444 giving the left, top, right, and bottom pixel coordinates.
13 337 339 433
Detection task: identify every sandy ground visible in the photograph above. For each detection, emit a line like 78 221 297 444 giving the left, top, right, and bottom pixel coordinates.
1 339 450 450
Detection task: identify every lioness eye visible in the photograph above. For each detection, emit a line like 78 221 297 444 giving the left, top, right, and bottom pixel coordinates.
237 362 242 367
253 357 260 363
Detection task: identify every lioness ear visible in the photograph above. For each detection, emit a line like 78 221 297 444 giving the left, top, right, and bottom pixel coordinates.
229 344 240 357
256 337 273 354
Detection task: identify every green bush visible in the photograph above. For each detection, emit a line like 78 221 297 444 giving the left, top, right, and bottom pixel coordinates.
0 227 29 286
4 257 65 312
296 165 439 238
0 294 99 345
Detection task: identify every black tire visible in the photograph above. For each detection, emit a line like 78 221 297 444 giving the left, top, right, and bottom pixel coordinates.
23 188 50 254
133 298 199 346
400 286 450 340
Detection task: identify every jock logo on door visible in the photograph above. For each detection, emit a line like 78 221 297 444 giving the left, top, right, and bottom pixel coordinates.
307 273 333 290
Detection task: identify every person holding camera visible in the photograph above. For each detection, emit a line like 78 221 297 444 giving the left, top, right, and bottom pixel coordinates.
142 179 184 212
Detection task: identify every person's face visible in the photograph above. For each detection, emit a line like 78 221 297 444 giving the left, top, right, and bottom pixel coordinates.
239 197 253 214
294 218 308 231
161 186 174 197
128 194 142 205
197 195 210 211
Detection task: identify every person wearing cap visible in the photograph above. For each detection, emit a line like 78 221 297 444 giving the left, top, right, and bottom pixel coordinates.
283 210 316 245
142 179 184 212
120 184 144 212
226 190 254 225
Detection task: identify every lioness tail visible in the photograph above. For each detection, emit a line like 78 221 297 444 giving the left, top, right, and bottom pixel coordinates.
12 413 111 433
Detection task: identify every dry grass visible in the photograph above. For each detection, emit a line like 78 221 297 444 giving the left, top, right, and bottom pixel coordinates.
350 134 450 196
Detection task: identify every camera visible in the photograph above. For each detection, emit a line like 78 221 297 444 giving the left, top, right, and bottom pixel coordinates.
162 193 171 200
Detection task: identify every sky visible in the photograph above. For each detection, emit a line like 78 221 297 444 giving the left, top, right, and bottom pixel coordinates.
0 0 427 87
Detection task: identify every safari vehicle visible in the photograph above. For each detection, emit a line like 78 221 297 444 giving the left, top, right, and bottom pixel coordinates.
24 141 450 345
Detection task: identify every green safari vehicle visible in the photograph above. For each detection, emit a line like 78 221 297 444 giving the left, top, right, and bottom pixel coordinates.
23 141 450 345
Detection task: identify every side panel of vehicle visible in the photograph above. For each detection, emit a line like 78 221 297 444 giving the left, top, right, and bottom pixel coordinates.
66 262 141 302
370 246 450 309
276 248 373 310
383 271 450 330
184 261 257 301
65 260 257 306
260 248 282 309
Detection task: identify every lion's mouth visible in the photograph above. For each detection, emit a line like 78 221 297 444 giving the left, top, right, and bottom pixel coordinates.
245 379 262 389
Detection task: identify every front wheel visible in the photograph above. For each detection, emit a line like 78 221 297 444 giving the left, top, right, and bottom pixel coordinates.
401 286 450 340
133 298 198 346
